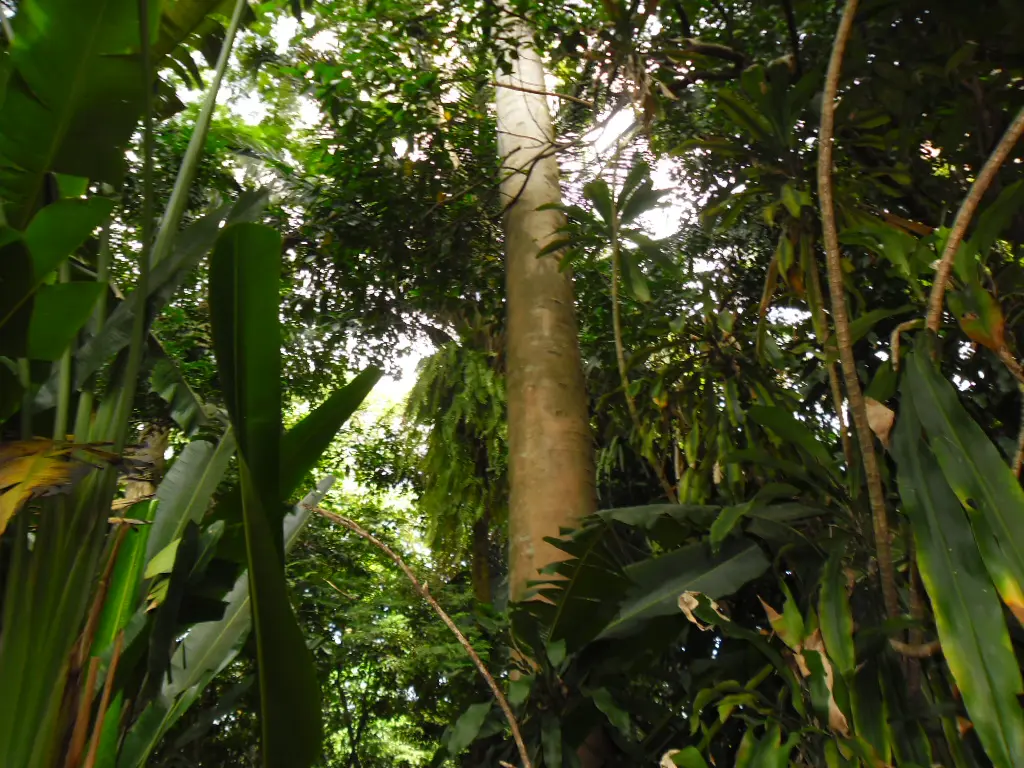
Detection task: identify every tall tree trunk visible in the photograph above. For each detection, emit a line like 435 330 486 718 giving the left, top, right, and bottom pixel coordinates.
496 14 596 602
471 514 491 604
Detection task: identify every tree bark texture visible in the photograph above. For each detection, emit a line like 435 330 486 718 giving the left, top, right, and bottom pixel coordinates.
496 16 596 602
471 514 492 604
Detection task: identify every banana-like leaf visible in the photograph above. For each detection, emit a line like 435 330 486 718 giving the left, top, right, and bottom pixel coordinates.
208 222 320 768
92 499 159 657
26 282 103 360
598 538 770 639
116 478 333 768
147 337 210 435
0 198 114 353
893 382 1024 767
280 366 382 498
146 429 236 565
906 348 1024 624
0 0 154 228
74 190 270 390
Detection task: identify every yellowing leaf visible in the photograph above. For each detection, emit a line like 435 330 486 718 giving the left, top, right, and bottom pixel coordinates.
0 438 119 535
865 397 895 449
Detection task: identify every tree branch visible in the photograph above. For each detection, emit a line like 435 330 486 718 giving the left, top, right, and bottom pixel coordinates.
817 0 900 620
925 107 1024 333
317 508 533 768
493 80 594 108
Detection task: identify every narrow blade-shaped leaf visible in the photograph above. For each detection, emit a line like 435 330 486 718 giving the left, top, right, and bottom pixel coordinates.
208 221 320 768
907 347 1024 623
892 386 1024 766
280 366 381 498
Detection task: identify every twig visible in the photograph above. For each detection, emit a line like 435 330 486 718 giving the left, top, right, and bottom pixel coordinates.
817 0 900 621
889 638 942 658
492 80 594 108
890 318 923 372
317 508 533 768
925 107 1024 333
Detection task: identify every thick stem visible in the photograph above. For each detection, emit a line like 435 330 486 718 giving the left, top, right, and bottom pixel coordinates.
317 508 532 768
471 514 492 603
496 11 596 600
817 0 900 620
925 108 1024 333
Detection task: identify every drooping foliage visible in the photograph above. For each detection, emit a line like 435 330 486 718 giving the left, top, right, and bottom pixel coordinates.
5 0 1024 767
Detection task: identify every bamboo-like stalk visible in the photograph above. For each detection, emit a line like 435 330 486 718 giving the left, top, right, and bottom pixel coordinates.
318 507 533 768
817 0 900 620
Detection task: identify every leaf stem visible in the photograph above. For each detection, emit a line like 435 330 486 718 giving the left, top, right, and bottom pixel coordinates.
149 0 248 269
925 108 1024 333
111 0 155 451
817 0 900 620
317 507 533 768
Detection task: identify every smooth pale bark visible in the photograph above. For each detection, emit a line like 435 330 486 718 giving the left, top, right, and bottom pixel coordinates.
496 17 596 602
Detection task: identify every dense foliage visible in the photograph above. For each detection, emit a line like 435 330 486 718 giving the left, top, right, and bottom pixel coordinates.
3 0 1024 767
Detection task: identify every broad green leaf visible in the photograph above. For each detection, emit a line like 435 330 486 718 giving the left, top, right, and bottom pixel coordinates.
24 198 116 278
709 500 752 551
119 478 333 768
584 179 613 224
144 522 200 700
74 191 269 390
621 249 652 302
208 221 320 768
599 538 769 638
541 714 562 768
747 405 833 468
906 348 1024 624
819 545 855 676
147 430 236 565
971 180 1024 257
507 675 532 706
780 184 802 217
590 687 631 736
846 305 914 345
147 341 210 436
0 0 152 228
210 223 282 528
666 747 709 768
145 537 182 580
619 181 668 226
280 366 381 498
447 703 491 756
0 235 35 355
546 637 567 667
26 282 103 360
893 384 1024 767
92 500 158 655
849 662 890 764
